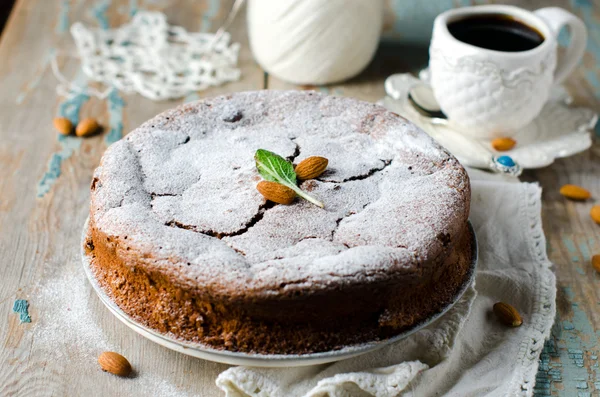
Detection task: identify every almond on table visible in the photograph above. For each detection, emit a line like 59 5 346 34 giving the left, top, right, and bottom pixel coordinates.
98 352 132 377
560 184 591 201
76 118 100 137
493 302 522 327
592 255 600 273
53 117 73 135
591 205 600 225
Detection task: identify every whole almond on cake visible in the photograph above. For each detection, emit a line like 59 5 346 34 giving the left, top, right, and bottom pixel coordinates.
256 181 296 205
295 156 328 180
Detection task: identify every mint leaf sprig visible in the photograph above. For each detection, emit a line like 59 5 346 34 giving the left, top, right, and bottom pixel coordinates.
254 149 324 208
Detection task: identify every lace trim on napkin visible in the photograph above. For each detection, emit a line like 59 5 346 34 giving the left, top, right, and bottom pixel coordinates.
509 184 557 395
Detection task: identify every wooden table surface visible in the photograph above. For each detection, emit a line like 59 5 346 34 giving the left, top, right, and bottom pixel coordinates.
0 1 598 396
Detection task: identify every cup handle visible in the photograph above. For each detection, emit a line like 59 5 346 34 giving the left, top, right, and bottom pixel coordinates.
534 7 587 85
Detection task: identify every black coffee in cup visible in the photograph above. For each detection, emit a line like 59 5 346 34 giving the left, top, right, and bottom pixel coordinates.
448 14 544 52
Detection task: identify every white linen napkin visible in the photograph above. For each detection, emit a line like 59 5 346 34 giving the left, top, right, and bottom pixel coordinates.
216 173 556 397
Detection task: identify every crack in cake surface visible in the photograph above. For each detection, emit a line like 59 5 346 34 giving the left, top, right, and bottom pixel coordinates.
287 138 300 162
337 159 392 182
164 201 276 240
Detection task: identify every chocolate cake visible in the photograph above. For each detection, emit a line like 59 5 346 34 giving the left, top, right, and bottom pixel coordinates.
85 90 472 354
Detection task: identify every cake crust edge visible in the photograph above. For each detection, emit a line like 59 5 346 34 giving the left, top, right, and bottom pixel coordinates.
85 219 474 355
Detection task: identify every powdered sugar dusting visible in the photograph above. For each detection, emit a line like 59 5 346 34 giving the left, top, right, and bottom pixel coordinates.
33 264 111 362
31 261 189 396
90 91 470 295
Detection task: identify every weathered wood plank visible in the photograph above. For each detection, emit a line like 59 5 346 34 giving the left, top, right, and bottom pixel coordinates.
1 0 599 396
0 0 263 395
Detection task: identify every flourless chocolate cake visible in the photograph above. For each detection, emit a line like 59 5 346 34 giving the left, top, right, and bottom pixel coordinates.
85 90 472 354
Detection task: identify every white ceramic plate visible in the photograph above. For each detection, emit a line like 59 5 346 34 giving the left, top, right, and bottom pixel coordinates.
82 220 478 367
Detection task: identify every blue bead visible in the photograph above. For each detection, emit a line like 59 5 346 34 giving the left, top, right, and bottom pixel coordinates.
497 156 515 167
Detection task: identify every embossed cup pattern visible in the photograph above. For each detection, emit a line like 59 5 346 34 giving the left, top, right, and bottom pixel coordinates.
429 5 587 139
429 48 556 138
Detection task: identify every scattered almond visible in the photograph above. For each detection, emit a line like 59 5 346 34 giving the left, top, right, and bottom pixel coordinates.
591 205 600 225
98 352 132 377
560 184 591 201
592 255 600 273
256 181 296 205
53 117 73 135
295 156 328 180
76 118 100 137
493 302 522 327
491 137 516 151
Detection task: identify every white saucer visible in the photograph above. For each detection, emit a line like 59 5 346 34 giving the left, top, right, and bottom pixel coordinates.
380 73 597 174
82 220 478 367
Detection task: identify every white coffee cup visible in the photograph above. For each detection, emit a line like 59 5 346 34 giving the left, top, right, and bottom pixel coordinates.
429 5 587 139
